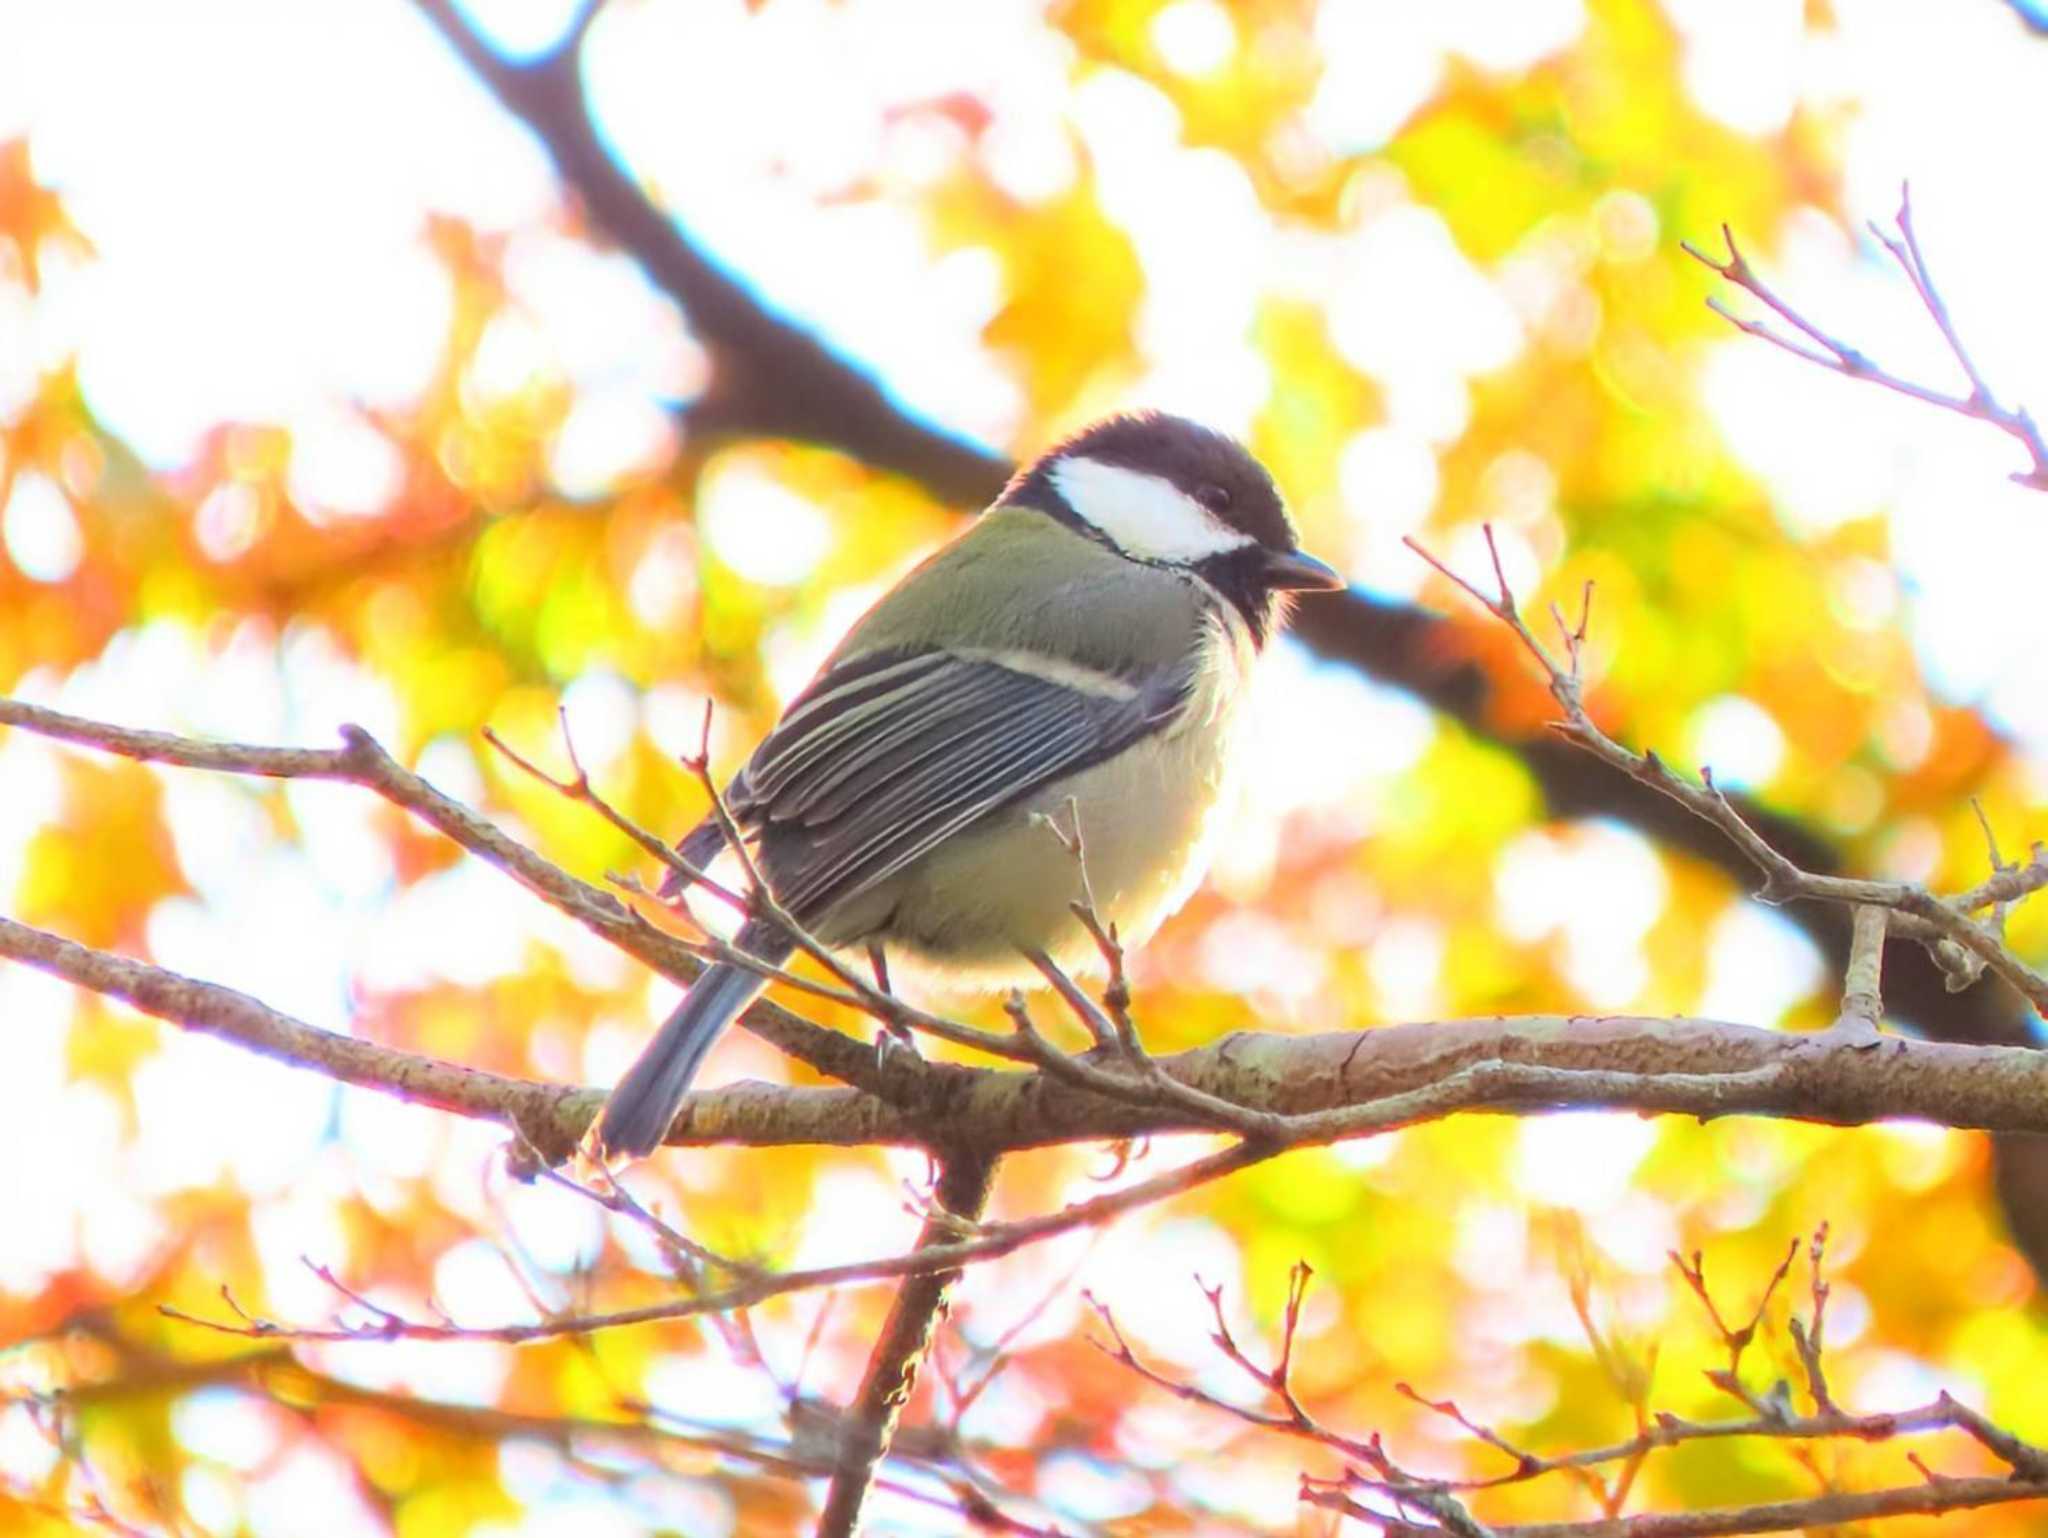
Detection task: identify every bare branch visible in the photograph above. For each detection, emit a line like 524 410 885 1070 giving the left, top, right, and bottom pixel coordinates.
19 890 2048 1158
158 1140 1268 1346
0 910 596 1163
1403 536 2048 1014
1685 188 2048 491
0 696 888 1108
818 1151 999 1537
482 711 746 918
1116 1242 2048 1536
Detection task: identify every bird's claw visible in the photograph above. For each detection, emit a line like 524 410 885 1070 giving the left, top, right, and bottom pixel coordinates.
874 1021 922 1074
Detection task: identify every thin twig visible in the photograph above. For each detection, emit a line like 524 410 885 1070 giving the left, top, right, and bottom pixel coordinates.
1684 188 2048 491
483 712 749 916
155 1139 1271 1346
1402 533 2048 1013
1110 1239 2048 1535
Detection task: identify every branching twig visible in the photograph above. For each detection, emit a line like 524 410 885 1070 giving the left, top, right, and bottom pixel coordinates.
1684 187 2048 491
0 697 888 1127
1111 1240 2048 1535
483 709 749 917
1403 531 2048 1014
1012 955 1292 1139
407 0 1010 506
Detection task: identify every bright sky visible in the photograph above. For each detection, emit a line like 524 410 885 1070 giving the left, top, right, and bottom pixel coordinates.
1 1 2045 1532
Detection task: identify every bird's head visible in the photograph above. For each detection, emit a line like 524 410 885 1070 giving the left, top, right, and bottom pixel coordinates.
1000 412 1342 644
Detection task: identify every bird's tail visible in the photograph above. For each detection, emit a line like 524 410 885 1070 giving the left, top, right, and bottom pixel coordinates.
594 919 793 1161
659 816 730 901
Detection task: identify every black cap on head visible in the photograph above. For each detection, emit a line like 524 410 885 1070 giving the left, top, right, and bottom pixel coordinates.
1001 411 1341 644
1036 412 1297 552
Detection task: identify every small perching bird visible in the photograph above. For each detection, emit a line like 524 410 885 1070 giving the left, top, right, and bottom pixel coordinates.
595 413 1342 1160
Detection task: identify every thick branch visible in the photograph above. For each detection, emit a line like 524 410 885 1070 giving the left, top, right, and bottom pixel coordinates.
408 0 1009 507
818 1150 999 1538
14 905 2048 1151
0 697 893 1132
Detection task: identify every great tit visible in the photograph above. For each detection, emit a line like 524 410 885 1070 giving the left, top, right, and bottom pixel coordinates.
595 412 1342 1159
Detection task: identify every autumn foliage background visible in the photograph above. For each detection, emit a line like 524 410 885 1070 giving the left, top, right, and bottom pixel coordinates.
4 1 2048 1534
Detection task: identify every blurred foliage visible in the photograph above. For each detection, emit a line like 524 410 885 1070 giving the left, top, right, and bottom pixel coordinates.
2 1 2046 1535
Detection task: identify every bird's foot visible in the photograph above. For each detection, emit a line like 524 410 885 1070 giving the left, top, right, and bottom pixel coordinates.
1806 1013 1888 1051
874 1018 922 1075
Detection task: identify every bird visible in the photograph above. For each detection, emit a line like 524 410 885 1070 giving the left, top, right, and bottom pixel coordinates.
593 412 1343 1160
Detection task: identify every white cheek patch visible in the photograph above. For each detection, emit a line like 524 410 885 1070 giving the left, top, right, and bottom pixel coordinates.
1050 456 1254 563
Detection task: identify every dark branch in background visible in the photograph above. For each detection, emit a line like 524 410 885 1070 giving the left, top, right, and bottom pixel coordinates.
1685 186 2048 491
401 0 2048 1278
410 0 1007 508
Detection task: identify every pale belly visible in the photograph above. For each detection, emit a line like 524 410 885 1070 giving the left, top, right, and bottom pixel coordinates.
858 620 1252 982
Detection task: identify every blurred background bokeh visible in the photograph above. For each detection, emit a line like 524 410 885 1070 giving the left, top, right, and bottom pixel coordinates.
3 0 2048 1533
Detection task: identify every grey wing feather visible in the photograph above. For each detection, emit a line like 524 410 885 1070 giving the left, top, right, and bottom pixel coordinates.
659 651 958 901
741 651 958 806
721 648 1193 924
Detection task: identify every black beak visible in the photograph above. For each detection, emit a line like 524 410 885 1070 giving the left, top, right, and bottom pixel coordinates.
1261 547 1345 591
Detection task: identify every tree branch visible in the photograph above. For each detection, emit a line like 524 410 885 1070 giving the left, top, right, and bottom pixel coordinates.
817 1150 999 1538
408 0 1010 507
0 913 592 1160
409 0 2048 1272
1114 1233 2048 1537
1685 187 2048 491
1331 1474 2048 1538
19 889 2048 1157
0 695 900 1136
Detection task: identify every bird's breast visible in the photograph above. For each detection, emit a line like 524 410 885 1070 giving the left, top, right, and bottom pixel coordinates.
880 602 1255 980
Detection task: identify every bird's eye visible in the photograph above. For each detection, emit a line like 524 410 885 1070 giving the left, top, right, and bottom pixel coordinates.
1196 483 1232 513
